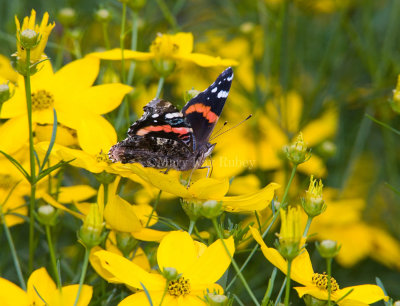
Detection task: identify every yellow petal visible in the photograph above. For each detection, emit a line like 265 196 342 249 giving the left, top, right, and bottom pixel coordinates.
104 195 142 232
222 182 280 212
119 291 165 306
157 231 197 274
336 285 388 304
79 84 132 115
132 228 169 242
179 53 239 67
0 54 18 83
184 236 234 284
52 57 100 97
88 49 154 61
50 284 92 306
0 116 29 154
77 114 117 154
27 267 56 305
0 277 30 306
302 106 338 147
91 250 165 290
58 185 97 203
89 247 123 284
188 178 230 200
297 154 327 177
42 193 85 220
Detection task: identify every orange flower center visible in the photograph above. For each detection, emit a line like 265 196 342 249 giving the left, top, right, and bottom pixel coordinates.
168 277 191 297
312 272 339 292
31 89 54 111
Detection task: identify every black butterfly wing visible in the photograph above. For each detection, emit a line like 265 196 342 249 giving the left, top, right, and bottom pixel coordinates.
182 67 233 149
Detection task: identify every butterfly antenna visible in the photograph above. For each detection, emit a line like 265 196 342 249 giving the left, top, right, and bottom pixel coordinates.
212 121 228 137
210 114 252 141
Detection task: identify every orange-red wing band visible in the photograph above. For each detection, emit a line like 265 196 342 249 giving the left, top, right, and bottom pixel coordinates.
184 103 219 123
136 125 191 136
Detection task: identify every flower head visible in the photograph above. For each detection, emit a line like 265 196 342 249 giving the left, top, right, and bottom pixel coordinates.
302 175 326 217
91 231 235 305
14 9 55 73
250 227 388 305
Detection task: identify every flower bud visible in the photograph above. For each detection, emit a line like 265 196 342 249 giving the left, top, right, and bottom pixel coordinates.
303 294 329 306
152 59 176 78
162 267 180 281
316 240 341 258
78 203 106 249
184 89 200 103
94 171 116 185
181 199 203 222
20 29 40 49
200 200 223 219
393 301 400 306
302 175 326 217
116 231 137 257
0 83 12 105
205 293 231 306
240 22 255 34
284 133 311 165
36 204 58 226
127 0 147 11
57 7 77 27
318 140 336 158
95 8 112 23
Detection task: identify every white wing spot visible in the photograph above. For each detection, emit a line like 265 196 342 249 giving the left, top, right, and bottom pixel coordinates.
211 87 218 93
218 81 221 85
227 74 233 81
152 114 159 118
165 112 183 119
217 90 229 98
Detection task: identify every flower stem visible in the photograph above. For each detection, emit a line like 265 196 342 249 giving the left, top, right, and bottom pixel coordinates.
120 3 127 84
146 190 162 227
74 247 90 306
212 218 260 306
127 10 139 85
156 0 178 30
102 22 111 50
284 259 292 306
281 164 297 206
302 216 313 238
46 225 61 288
188 220 195 235
327 257 333 306
0 209 26 290
24 48 37 274
155 76 165 99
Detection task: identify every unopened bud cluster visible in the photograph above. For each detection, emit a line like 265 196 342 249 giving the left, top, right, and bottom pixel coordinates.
205 293 231 306
302 175 326 217
284 133 311 165
78 203 106 249
316 240 341 258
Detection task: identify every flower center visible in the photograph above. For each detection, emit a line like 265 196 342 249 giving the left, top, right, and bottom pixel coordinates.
312 272 339 292
31 89 54 111
168 277 191 297
96 151 112 164
150 34 180 58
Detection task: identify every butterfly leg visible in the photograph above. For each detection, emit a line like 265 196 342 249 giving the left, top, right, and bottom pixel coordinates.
162 168 170 174
186 168 196 188
198 157 213 178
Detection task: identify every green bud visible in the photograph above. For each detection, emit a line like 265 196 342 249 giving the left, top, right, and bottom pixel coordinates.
393 301 400 306
10 53 38 76
205 293 231 306
0 83 11 105
184 89 200 103
58 8 77 27
284 133 311 165
302 175 326 218
181 199 203 222
200 200 223 219
318 140 336 158
316 240 341 258
116 231 137 257
20 29 40 49
94 171 116 185
152 59 176 78
36 204 59 226
78 204 106 249
95 8 112 23
162 267 180 281
239 22 255 34
303 294 328 306
127 0 147 10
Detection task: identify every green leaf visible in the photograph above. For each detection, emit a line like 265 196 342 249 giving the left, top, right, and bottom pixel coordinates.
36 159 74 183
39 108 58 172
0 150 30 182
366 114 400 136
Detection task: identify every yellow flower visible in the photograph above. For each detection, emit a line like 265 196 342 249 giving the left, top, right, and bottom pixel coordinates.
0 267 92 305
250 227 388 305
112 163 280 213
0 57 132 154
0 54 18 83
91 231 235 305
89 32 238 68
14 9 55 65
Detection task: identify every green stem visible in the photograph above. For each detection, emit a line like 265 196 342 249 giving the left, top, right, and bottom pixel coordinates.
24 49 37 274
120 3 127 84
155 76 165 99
146 190 162 227
327 258 332 306
302 216 313 238
284 259 292 306
274 277 287 306
55 35 67 70
102 22 111 50
1 209 26 290
156 0 178 30
74 247 90 306
188 220 195 235
281 165 297 206
46 225 61 288
127 10 139 85
212 218 260 306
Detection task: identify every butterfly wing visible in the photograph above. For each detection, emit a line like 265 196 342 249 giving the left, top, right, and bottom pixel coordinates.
182 67 233 149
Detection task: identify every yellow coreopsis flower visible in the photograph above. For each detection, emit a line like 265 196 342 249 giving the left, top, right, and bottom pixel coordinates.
250 227 388 305
0 267 92 305
0 57 132 154
14 9 55 65
0 54 18 83
91 231 235 305
89 32 238 68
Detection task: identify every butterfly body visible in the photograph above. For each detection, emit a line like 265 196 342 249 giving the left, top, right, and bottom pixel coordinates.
109 67 233 171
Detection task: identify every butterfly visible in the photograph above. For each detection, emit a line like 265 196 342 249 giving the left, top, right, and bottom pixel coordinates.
108 67 233 172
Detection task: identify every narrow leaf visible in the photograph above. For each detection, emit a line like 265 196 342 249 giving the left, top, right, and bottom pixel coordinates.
0 150 30 181
36 159 74 183
39 108 58 172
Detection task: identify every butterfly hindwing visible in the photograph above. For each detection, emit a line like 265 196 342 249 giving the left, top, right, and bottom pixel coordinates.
182 67 233 149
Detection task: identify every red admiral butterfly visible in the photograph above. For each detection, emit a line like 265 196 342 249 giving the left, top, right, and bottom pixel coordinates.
109 67 233 171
